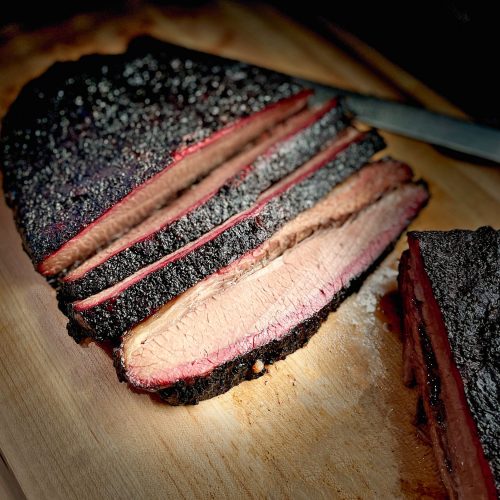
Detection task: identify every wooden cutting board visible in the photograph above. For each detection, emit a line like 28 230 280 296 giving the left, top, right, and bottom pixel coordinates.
0 3 499 499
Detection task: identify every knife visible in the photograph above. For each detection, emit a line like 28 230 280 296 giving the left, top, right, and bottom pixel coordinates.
294 78 500 164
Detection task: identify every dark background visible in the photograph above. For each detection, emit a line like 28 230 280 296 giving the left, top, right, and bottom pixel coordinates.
1 1 498 126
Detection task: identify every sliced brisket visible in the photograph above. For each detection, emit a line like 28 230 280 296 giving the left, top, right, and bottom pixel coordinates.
116 178 428 404
0 36 310 276
59 99 348 302
399 228 499 499
67 129 385 341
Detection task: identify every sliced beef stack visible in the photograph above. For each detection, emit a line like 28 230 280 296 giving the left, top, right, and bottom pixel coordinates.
0 37 310 276
1 36 430 407
66 128 385 341
117 161 428 403
399 228 499 499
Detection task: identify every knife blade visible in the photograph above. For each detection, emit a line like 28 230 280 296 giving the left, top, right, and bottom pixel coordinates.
294 78 500 164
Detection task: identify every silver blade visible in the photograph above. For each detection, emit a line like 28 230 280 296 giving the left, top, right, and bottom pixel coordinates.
294 78 500 164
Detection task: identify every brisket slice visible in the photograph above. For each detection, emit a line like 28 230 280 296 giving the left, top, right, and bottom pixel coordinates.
60 99 348 302
67 129 385 341
115 180 428 404
399 228 499 499
0 36 309 276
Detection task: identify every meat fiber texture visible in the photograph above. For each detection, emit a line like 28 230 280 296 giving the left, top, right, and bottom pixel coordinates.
0 36 309 275
401 228 499 497
67 130 385 342
59 99 348 302
116 170 428 404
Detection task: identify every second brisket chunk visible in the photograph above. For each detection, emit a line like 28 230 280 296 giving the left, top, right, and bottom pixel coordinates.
399 228 499 499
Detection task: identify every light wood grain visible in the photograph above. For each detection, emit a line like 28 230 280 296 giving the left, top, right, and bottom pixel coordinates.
0 3 499 499
0 452 25 500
